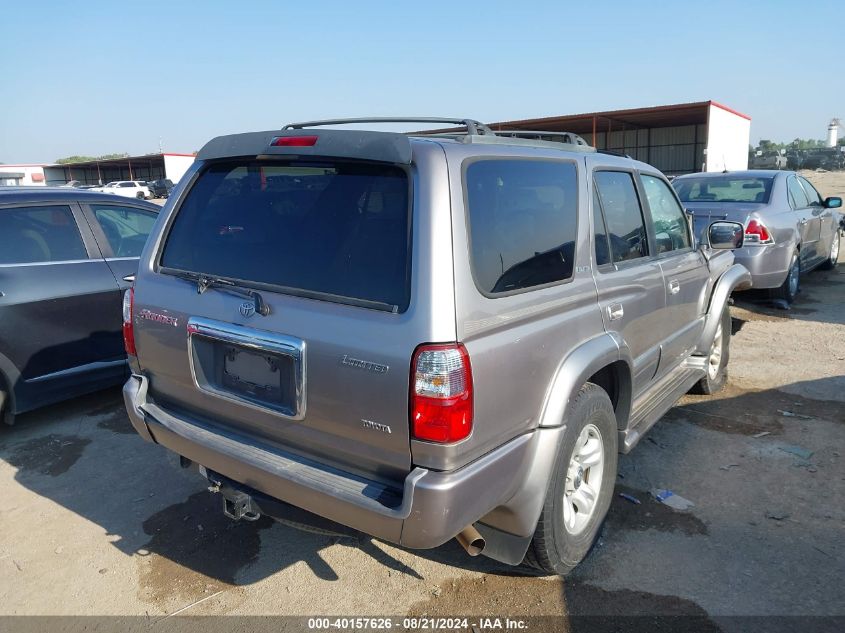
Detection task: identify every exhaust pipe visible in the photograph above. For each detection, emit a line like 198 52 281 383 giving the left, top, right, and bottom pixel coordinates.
455 525 485 556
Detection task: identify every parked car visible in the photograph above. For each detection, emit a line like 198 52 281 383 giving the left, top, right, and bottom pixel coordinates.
0 188 159 425
122 117 749 575
750 150 787 170
96 181 151 199
785 150 805 171
673 170 842 304
147 179 175 198
802 149 845 171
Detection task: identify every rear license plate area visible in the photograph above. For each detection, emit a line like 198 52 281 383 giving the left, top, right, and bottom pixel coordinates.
222 346 295 403
188 318 305 419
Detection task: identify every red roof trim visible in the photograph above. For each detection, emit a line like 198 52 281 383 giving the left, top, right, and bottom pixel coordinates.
162 152 197 157
709 101 751 121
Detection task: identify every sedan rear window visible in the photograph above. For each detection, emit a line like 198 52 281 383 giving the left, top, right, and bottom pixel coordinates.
674 176 773 204
160 161 410 312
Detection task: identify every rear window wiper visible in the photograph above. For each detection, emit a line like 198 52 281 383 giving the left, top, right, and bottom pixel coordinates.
169 270 270 316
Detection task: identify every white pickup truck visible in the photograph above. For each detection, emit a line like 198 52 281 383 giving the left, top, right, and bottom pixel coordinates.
95 181 151 199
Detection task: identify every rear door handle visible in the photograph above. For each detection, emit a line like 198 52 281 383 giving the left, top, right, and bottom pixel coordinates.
122 274 136 283
607 303 624 321
668 279 680 294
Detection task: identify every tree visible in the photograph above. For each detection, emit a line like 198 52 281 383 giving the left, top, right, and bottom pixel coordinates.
55 152 130 164
55 155 96 164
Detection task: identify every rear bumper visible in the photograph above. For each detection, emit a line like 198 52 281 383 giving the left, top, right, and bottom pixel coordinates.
123 374 538 549
733 243 792 290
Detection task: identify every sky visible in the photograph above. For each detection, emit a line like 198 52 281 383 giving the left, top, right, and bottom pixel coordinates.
1 0 843 164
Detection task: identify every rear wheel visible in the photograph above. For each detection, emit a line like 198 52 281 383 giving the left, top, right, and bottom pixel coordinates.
819 232 840 271
523 383 617 576
771 251 800 304
0 379 14 426
136 192 145 199
690 305 730 395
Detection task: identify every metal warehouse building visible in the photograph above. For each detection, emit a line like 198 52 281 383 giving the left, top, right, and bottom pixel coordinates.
490 101 751 175
43 152 196 186
0 153 195 187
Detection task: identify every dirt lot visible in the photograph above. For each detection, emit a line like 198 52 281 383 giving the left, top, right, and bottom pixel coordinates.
1 172 843 629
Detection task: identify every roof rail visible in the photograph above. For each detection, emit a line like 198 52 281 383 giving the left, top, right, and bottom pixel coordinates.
493 130 591 147
597 149 632 159
283 117 495 137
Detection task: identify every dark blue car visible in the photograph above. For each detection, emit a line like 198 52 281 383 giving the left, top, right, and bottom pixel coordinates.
0 188 159 425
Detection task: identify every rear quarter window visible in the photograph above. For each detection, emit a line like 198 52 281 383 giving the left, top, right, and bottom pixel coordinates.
159 161 411 312
464 159 578 295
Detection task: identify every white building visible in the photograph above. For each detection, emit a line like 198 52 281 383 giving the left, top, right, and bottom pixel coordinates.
0 164 50 186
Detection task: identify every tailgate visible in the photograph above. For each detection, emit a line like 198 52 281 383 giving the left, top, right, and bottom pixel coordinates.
134 157 421 484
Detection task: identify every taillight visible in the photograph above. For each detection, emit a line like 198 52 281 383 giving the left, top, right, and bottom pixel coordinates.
745 219 773 244
122 288 136 356
270 135 318 147
410 343 473 443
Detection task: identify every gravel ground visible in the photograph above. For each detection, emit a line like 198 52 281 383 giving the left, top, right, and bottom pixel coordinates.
0 172 843 629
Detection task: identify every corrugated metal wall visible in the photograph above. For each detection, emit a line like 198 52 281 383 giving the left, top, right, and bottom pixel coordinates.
589 124 707 174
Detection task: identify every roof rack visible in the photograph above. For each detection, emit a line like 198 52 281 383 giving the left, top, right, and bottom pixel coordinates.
283 117 495 137
492 130 590 146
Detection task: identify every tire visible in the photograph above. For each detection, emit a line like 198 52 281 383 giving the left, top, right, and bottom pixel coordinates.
0 380 13 427
771 251 800 304
819 232 840 271
522 383 618 576
690 305 730 395
136 192 145 199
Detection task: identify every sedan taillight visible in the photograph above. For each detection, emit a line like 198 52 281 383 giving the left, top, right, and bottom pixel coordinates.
745 219 773 244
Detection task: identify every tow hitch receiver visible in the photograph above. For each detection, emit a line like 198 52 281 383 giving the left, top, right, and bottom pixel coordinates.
221 489 261 521
200 466 262 521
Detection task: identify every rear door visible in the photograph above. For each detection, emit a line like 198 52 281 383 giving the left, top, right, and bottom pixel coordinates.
80 201 159 291
134 159 420 483
639 172 708 372
590 163 666 396
798 176 834 264
787 174 819 264
0 202 123 405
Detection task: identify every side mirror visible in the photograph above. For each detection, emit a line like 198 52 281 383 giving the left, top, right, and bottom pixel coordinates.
707 221 744 250
823 196 842 209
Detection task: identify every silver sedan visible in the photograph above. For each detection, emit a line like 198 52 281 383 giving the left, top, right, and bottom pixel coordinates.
673 170 842 304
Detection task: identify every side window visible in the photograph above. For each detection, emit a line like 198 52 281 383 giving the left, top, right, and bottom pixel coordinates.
466 159 578 294
787 177 809 209
593 171 649 263
92 205 157 258
0 205 87 264
119 182 133 188
593 189 611 266
640 174 692 254
798 177 821 206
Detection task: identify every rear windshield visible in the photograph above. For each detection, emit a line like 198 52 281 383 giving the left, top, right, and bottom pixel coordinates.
160 161 411 312
673 176 773 204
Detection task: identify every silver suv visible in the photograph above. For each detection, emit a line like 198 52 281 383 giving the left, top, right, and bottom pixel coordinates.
122 118 750 574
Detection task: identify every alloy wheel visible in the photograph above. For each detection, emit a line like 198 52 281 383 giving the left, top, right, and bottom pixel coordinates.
707 319 723 380
563 424 605 535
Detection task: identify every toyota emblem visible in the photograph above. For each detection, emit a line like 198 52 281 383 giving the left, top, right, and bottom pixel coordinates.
239 302 256 318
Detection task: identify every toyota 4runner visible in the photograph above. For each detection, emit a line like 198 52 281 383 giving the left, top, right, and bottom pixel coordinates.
122 118 751 574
